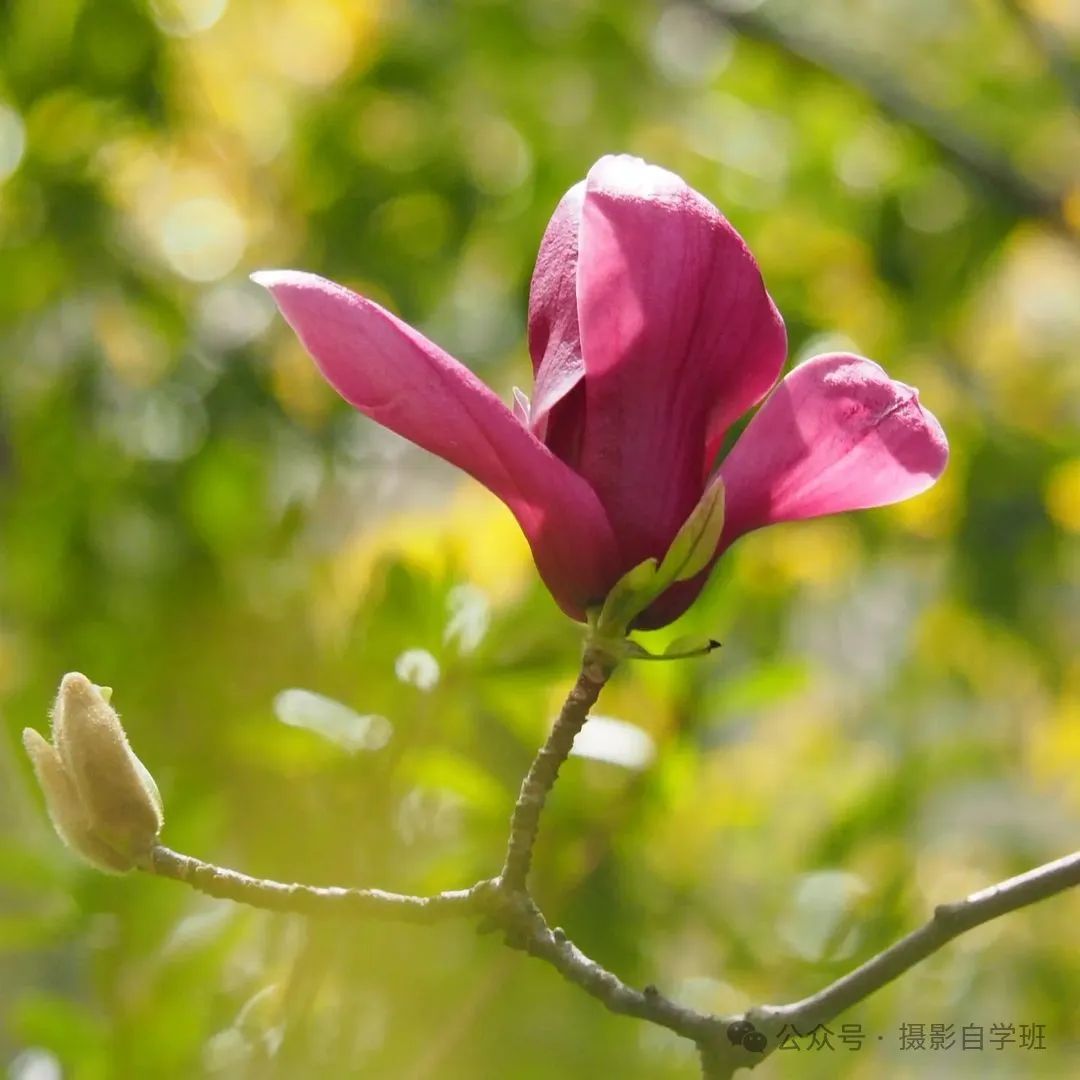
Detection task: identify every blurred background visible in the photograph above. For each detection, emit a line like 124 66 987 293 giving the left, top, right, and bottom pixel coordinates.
1 0 1078 1077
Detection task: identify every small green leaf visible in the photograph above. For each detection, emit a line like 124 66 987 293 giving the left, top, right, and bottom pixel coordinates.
617 635 720 661
663 634 721 658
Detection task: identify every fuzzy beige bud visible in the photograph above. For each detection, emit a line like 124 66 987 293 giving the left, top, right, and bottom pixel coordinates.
23 673 163 873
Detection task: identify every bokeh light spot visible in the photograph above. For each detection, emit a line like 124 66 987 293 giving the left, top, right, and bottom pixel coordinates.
150 0 229 37
0 104 26 182
159 195 247 281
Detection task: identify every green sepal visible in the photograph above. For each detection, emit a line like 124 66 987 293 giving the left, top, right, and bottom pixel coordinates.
655 476 725 590
591 477 726 643
593 557 659 641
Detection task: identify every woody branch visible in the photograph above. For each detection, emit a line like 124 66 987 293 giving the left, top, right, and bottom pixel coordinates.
137 652 1080 1078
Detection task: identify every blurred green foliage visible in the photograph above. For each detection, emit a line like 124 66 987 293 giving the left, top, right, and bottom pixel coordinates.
1 1 1078 1077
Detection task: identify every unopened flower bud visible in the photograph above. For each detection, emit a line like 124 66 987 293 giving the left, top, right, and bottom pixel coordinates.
23 673 163 873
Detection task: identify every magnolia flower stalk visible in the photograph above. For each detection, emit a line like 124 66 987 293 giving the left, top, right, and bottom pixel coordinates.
23 673 163 873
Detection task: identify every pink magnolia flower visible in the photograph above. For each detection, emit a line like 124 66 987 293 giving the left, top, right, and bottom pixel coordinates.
254 155 947 629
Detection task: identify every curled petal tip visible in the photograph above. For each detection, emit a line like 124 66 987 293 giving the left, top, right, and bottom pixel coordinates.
719 353 951 542
250 269 328 293
250 269 294 291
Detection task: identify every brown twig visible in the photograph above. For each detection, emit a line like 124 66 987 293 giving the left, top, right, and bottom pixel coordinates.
145 844 491 921
499 647 615 892
749 849 1080 1037
138 659 1080 1077
488 886 719 1043
691 850 1080 1074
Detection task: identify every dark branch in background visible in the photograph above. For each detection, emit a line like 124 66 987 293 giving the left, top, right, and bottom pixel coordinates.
140 648 1080 1078
707 1 1075 243
1000 0 1080 111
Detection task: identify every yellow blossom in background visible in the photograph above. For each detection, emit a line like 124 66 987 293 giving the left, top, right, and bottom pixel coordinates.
1028 682 1080 810
1045 457 1080 532
735 518 862 592
313 487 533 647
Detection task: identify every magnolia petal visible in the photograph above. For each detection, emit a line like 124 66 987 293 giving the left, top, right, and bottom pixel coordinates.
574 155 787 564
527 180 586 438
718 353 949 543
254 270 621 617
